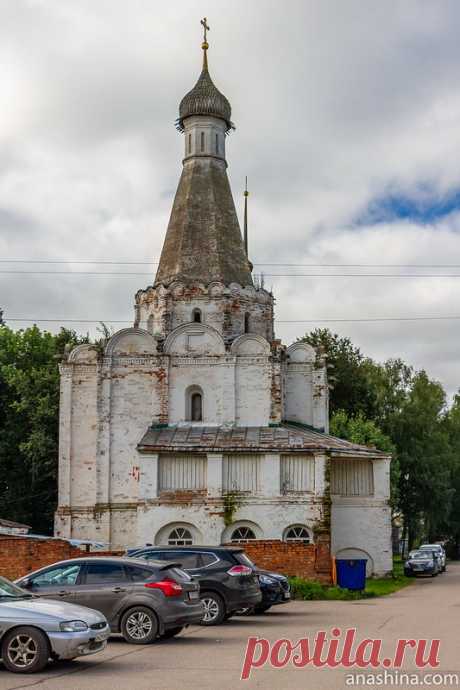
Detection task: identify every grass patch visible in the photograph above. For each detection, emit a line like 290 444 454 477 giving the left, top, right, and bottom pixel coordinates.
289 557 412 601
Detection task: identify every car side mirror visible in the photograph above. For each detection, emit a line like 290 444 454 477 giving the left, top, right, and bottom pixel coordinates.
20 578 31 589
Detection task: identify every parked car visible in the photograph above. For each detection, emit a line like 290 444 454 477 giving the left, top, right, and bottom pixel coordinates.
0 575 109 674
128 546 262 625
404 550 440 577
419 544 447 572
247 569 290 614
15 557 204 644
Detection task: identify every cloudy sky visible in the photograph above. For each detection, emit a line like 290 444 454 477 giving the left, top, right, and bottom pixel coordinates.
2 0 460 399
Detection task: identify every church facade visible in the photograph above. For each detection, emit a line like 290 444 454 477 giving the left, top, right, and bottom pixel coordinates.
55 30 392 576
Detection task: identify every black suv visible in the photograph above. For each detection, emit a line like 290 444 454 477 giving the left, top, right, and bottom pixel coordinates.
128 546 262 625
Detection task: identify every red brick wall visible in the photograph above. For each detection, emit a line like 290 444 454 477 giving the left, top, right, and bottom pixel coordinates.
0 538 122 581
0 537 331 583
231 539 332 583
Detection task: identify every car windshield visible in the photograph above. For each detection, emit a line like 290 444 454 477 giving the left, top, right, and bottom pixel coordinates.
0 576 32 599
420 545 441 552
411 552 432 560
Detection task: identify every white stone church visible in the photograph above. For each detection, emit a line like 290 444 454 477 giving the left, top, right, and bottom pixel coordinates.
55 30 392 576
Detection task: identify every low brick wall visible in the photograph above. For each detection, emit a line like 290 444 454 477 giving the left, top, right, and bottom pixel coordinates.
0 538 123 581
232 538 332 583
0 537 332 583
0 538 82 580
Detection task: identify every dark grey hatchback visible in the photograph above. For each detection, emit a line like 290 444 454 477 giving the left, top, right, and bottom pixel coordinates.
15 557 204 644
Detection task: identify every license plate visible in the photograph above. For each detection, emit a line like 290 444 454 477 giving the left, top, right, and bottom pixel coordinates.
413 566 423 571
283 592 291 600
189 590 199 600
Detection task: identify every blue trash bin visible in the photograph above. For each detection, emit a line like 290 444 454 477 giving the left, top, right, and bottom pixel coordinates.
336 559 367 590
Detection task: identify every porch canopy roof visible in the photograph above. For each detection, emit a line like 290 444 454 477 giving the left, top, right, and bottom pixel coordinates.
138 423 388 459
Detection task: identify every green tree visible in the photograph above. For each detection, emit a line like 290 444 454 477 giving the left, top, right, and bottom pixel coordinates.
300 329 377 417
441 394 460 555
330 409 394 454
302 328 455 551
390 372 452 548
0 325 86 533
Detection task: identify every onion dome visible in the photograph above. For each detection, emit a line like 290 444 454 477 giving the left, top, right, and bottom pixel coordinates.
176 39 234 133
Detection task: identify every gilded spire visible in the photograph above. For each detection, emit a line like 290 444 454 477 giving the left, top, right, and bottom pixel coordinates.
176 18 233 133
201 18 209 70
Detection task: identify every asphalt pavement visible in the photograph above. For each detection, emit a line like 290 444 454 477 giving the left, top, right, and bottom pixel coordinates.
1 564 459 690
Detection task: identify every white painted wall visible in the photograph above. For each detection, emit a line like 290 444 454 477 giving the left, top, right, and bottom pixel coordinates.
331 457 393 576
56 318 391 573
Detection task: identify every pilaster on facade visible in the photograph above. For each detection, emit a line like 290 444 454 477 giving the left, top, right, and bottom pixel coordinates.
312 364 329 432
57 364 73 507
207 453 223 496
96 368 112 506
372 456 392 501
259 454 281 497
313 453 328 497
139 453 159 500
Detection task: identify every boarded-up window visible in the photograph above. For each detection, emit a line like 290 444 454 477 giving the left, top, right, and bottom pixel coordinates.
159 454 206 491
281 455 315 493
223 454 260 493
330 458 374 496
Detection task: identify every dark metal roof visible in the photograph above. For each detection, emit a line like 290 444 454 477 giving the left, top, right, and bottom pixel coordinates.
177 53 233 133
0 518 31 530
138 423 387 458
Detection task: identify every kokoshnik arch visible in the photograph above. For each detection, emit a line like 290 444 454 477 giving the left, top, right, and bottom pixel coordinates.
55 20 392 576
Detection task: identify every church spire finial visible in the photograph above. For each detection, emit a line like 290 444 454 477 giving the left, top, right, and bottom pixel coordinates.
200 17 210 69
243 176 249 257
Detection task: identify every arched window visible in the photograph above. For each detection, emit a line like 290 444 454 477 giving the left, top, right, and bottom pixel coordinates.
191 392 202 422
168 527 193 546
188 133 192 154
200 131 205 152
192 308 202 323
284 525 311 544
231 526 256 543
186 385 204 422
244 312 250 334
215 133 219 154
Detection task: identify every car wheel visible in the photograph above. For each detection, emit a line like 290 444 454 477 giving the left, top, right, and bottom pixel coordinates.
120 606 158 644
254 605 272 614
161 626 184 639
1 626 50 674
199 592 226 626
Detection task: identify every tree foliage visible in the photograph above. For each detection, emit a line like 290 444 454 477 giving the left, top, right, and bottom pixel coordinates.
302 328 460 552
0 325 87 533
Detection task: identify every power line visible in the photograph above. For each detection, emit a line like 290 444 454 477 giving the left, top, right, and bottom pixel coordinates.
2 258 460 268
3 270 460 278
5 316 460 324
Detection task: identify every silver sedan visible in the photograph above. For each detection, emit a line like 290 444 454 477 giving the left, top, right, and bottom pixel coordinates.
0 576 110 673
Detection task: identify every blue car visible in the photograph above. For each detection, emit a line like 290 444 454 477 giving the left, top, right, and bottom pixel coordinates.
251 569 291 614
404 550 440 577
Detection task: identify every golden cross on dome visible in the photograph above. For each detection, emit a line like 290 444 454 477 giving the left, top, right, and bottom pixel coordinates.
201 17 210 44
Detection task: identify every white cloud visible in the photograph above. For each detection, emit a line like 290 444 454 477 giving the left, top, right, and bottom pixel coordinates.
1 0 460 398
